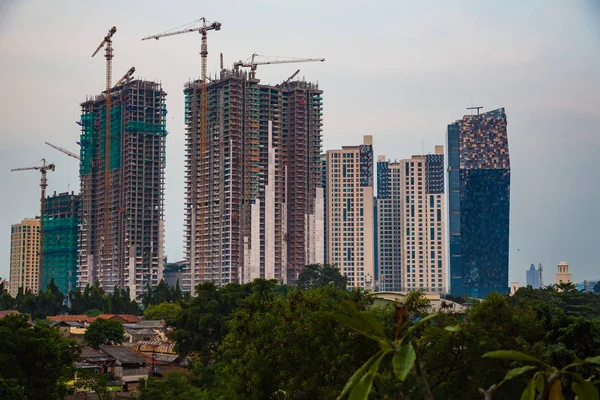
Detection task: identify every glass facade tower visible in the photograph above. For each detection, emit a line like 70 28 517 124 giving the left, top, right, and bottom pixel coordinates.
447 108 510 298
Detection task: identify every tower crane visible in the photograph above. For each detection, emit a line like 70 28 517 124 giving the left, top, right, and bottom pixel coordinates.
92 26 117 270
114 67 136 87
142 18 222 288
45 142 80 160
233 53 325 78
11 159 56 289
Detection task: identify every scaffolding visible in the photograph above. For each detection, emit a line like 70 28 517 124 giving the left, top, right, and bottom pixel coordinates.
78 80 166 299
183 70 323 289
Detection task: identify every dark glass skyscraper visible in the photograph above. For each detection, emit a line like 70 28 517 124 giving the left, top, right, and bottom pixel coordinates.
447 108 510 298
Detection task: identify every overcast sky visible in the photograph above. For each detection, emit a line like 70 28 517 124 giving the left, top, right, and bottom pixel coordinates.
0 0 599 286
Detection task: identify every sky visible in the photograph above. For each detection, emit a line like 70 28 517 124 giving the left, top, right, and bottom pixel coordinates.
0 0 599 286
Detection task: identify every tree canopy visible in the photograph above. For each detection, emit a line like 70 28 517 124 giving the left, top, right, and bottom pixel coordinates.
84 317 126 348
296 263 348 291
0 314 79 400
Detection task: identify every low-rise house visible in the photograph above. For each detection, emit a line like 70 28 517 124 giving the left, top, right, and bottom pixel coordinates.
123 320 166 343
100 345 149 391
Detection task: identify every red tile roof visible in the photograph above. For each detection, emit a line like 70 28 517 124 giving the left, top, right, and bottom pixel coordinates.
91 314 141 323
0 310 19 318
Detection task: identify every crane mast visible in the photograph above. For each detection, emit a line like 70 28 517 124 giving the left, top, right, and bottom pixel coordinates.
142 17 222 290
11 159 56 290
92 26 117 284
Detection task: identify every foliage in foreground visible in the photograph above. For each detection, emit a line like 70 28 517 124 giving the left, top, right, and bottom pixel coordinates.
137 265 600 399
0 314 80 400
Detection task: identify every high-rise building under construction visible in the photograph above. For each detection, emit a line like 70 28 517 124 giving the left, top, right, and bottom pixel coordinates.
78 80 167 298
183 69 324 290
43 191 81 295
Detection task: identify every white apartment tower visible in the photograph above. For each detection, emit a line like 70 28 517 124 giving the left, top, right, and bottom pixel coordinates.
376 145 446 294
326 135 375 289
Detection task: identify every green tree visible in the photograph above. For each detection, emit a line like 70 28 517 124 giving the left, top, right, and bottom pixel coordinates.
74 370 110 400
84 318 125 348
170 281 256 359
0 281 15 310
143 302 181 326
140 371 209 400
296 263 348 290
139 279 187 308
0 314 80 400
213 286 377 400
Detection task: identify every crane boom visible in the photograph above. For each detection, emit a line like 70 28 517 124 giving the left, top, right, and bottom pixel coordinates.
233 53 325 78
114 67 136 88
141 18 221 41
45 142 81 160
11 158 55 290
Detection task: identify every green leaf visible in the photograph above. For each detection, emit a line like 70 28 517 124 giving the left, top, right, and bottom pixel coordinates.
584 356 600 366
337 350 383 400
378 339 394 351
521 378 536 400
483 351 548 366
332 300 386 342
571 373 599 400
572 381 599 400
392 343 416 381
331 313 385 343
498 366 537 387
348 351 386 400
405 313 438 338
349 372 375 400
444 325 461 332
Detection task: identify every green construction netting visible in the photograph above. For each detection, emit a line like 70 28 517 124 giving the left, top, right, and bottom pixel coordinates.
99 106 122 171
42 216 78 295
80 111 96 175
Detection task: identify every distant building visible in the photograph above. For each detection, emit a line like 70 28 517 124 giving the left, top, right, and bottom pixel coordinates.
526 263 543 289
376 146 446 293
42 191 80 295
555 261 572 286
510 282 520 295
583 280 598 293
9 218 40 296
447 108 510 298
163 260 185 288
326 135 375 290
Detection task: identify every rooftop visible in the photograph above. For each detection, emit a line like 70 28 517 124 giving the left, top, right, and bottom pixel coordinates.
100 346 147 365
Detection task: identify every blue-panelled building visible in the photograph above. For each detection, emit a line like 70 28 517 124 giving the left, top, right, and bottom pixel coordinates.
447 108 510 298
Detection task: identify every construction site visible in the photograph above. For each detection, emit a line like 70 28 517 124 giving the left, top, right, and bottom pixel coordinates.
77 78 167 298
42 191 81 295
183 66 325 291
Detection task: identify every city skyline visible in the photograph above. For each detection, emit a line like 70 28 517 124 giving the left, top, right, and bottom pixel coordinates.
1 1 599 286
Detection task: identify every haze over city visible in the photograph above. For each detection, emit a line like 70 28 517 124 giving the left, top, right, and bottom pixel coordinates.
1 0 599 285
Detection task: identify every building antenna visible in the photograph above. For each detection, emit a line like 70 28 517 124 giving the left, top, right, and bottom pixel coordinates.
467 106 483 115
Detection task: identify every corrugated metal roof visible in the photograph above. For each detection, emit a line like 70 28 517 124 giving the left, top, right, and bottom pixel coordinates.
101 346 147 364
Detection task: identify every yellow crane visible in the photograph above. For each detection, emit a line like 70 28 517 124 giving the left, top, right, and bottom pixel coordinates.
46 67 135 163
142 18 222 287
92 26 116 270
233 53 325 79
11 159 56 289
